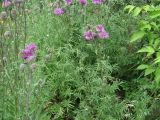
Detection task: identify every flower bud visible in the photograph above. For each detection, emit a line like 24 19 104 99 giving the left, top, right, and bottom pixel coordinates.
44 54 51 61
46 47 52 53
4 31 12 38
14 0 24 4
11 9 17 19
27 55 36 62
14 0 24 7
11 9 17 15
25 9 32 14
3 57 7 62
30 63 37 71
0 11 7 21
19 63 25 71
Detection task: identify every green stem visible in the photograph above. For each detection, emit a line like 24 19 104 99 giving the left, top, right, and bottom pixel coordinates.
0 23 5 120
23 2 27 47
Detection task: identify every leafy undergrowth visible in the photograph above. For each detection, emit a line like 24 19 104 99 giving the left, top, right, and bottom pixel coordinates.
0 0 159 120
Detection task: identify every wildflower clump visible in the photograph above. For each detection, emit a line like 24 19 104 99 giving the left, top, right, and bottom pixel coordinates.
83 24 109 40
20 43 37 60
96 25 109 39
20 43 37 71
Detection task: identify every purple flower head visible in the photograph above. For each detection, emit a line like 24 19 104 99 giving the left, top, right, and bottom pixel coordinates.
53 8 65 15
21 49 33 60
25 43 37 52
96 24 105 32
98 31 109 39
84 31 95 40
64 0 72 5
78 0 86 5
92 0 103 4
20 43 37 60
2 0 12 7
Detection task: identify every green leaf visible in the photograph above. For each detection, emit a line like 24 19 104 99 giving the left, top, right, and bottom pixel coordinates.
149 9 160 19
155 68 160 84
139 20 151 31
142 5 151 12
154 59 160 64
150 22 159 30
137 64 149 70
124 5 135 13
133 7 142 16
130 31 145 42
153 38 160 49
144 68 155 76
154 56 160 64
138 46 155 56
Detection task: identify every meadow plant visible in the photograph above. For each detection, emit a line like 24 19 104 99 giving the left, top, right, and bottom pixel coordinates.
0 0 158 119
0 1 48 119
83 24 109 40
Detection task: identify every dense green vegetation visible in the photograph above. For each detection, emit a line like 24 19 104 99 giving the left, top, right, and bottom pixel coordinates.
0 0 160 120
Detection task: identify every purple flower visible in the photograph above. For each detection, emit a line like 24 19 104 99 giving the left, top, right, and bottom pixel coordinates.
64 0 72 5
25 43 37 52
21 49 33 60
2 0 12 7
20 43 37 60
98 31 109 39
92 0 103 4
84 31 95 40
78 0 86 5
53 8 65 15
96 24 105 32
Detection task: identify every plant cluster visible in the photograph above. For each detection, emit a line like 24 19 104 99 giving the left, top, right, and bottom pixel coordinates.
0 0 159 120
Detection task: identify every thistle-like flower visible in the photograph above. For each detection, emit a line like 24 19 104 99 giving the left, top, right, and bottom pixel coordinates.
84 31 95 40
2 0 12 7
64 0 72 5
78 0 87 5
53 8 65 15
98 31 109 39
